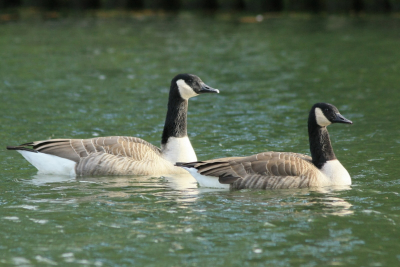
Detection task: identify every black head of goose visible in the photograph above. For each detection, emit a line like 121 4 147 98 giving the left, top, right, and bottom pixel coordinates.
176 103 353 190
7 73 219 176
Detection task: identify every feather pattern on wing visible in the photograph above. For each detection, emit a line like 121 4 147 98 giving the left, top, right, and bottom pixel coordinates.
177 152 322 189
12 136 187 176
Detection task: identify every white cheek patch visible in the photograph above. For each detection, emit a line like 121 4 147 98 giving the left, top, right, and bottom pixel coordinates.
177 79 198 100
315 107 331 127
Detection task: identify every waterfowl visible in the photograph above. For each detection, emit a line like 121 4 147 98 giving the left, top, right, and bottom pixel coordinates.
7 73 219 176
176 103 353 190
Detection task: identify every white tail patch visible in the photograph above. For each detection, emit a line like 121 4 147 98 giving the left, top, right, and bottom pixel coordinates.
184 167 230 189
17 150 76 176
161 136 197 163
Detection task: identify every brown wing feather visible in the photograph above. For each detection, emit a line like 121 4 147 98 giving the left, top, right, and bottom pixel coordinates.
176 157 243 177
231 174 311 190
8 136 167 175
75 137 168 175
23 139 81 162
179 152 319 189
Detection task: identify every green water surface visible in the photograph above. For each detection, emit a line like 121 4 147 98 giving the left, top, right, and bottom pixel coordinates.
1 14 400 266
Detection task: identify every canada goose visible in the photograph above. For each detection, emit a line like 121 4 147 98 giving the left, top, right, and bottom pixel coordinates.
176 103 353 190
7 73 219 176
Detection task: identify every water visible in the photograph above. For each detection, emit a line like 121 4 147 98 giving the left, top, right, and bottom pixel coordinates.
1 14 400 266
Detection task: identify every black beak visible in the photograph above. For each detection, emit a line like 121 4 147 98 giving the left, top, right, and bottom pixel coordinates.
333 113 353 124
198 83 219 94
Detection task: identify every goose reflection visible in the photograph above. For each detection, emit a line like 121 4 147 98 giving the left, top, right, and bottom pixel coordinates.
310 186 354 216
25 174 353 216
26 173 226 204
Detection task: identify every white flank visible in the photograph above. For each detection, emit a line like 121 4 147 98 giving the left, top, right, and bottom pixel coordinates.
161 136 197 163
184 167 230 189
18 150 76 176
320 159 351 186
315 107 332 127
176 79 198 100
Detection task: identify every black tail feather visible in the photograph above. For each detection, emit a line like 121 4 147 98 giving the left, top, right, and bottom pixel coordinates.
175 162 198 168
6 145 38 153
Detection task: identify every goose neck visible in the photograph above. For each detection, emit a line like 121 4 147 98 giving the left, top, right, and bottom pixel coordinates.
161 93 188 145
308 122 337 169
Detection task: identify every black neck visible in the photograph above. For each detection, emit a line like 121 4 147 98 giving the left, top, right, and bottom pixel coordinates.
308 120 337 169
161 89 188 145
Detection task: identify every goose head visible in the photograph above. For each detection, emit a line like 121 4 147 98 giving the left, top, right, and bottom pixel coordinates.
172 73 219 100
311 103 353 127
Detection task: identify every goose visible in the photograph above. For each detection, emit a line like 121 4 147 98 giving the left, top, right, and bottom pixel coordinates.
7 73 219 176
176 103 353 190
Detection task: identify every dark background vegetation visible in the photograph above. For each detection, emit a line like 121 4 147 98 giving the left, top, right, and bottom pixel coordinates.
0 0 399 14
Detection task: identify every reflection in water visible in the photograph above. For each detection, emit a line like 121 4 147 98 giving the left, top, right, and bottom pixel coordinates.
26 174 353 215
324 197 353 216
29 173 200 190
26 173 227 205
28 174 76 185
310 186 353 216
162 174 198 191
223 186 354 217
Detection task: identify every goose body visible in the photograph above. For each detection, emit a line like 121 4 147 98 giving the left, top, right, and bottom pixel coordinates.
7 74 219 176
176 103 352 190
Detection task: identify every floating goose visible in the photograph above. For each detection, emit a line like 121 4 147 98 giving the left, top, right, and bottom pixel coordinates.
176 103 353 189
7 73 219 176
